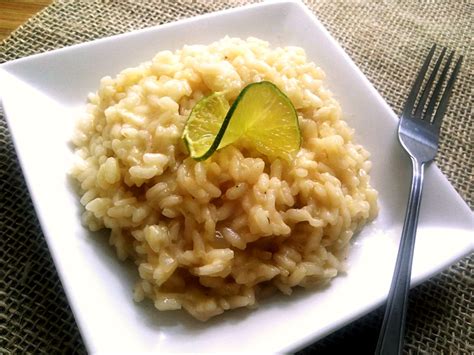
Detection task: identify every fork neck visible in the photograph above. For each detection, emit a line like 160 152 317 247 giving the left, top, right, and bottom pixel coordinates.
409 159 425 210
410 158 425 183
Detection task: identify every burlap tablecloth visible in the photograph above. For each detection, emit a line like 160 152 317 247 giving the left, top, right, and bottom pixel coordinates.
0 1 472 353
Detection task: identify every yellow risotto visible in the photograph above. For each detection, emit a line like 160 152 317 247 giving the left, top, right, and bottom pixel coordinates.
71 37 378 321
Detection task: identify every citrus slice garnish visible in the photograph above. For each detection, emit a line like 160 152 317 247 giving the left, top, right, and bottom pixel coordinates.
182 92 230 160
182 81 300 161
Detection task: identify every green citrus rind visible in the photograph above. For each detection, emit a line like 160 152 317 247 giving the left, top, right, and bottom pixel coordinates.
182 81 301 161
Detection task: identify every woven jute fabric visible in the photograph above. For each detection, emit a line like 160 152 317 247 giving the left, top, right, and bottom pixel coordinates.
0 0 472 353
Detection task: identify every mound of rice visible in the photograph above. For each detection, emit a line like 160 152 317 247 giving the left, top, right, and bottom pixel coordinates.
71 37 378 321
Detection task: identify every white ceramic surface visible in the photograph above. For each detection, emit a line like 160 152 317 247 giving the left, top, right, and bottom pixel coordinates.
1 1 472 353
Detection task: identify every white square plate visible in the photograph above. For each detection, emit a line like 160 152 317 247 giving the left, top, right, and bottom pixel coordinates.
1 1 472 353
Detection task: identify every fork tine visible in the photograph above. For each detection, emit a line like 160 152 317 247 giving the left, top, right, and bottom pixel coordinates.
413 48 446 119
402 44 436 117
432 55 463 129
424 51 454 123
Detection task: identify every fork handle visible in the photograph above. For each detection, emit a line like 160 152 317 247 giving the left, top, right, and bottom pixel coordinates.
375 159 425 355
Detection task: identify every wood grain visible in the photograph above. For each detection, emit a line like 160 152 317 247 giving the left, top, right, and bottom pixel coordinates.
0 0 52 41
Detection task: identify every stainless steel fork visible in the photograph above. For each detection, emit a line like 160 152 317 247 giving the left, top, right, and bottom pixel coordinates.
375 45 463 355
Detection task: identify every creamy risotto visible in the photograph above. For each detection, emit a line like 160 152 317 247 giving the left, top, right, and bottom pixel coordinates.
71 37 378 321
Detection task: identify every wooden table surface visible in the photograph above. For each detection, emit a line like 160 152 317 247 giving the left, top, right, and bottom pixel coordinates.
0 0 52 41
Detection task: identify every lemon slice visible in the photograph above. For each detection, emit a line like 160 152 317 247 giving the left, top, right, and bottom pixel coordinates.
182 81 300 161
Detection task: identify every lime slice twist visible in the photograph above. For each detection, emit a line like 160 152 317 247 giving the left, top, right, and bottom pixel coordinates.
182 81 301 161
